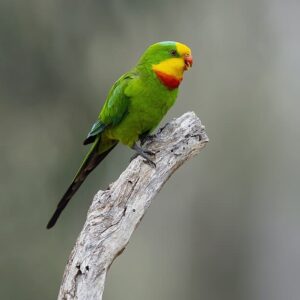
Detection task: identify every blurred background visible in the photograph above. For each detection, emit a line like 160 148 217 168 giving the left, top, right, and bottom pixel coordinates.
1 0 300 299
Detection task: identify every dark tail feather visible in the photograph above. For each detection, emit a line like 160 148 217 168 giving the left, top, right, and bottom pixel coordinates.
46 141 117 229
83 135 96 145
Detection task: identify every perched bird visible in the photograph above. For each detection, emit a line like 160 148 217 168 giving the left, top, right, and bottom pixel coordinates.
47 41 193 229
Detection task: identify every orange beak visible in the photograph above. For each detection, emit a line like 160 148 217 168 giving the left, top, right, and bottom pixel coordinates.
184 54 193 70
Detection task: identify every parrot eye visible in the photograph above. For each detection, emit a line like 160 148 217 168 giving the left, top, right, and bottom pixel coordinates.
170 50 177 56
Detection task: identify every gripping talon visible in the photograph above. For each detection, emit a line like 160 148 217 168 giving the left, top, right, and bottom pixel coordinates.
132 143 156 168
143 158 156 168
144 149 155 156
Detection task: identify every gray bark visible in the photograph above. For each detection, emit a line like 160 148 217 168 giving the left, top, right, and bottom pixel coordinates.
58 112 209 300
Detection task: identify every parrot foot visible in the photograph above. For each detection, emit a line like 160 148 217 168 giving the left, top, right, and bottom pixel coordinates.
131 143 156 168
139 133 156 146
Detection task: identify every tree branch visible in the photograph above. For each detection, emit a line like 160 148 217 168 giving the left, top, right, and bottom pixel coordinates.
58 112 209 300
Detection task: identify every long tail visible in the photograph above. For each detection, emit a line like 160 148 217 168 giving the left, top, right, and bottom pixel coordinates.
46 139 117 229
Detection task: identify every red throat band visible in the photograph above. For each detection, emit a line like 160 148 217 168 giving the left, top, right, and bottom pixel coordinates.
154 70 182 89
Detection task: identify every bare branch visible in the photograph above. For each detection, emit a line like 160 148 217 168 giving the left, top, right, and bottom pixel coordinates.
58 112 209 300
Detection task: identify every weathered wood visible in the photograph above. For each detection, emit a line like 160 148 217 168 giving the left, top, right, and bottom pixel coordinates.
58 112 209 300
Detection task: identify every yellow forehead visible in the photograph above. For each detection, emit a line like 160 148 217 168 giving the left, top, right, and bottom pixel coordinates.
176 42 191 56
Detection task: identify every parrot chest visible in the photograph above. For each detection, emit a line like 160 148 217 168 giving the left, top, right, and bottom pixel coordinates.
130 86 177 130
109 87 177 146
107 74 178 146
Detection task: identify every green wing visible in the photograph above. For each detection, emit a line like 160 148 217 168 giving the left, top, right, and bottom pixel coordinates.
83 72 136 145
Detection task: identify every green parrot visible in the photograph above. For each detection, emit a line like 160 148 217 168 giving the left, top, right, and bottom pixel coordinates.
47 41 193 229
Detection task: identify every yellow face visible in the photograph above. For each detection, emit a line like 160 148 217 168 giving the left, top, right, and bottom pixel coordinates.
176 42 192 57
152 42 193 79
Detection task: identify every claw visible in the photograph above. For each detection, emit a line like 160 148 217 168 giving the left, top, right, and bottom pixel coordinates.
143 149 155 156
143 158 156 168
130 153 156 168
131 143 156 168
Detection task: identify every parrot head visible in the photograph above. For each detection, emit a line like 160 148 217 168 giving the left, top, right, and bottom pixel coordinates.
138 41 193 89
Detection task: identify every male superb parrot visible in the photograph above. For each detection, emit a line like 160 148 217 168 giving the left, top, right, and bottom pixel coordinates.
47 41 193 229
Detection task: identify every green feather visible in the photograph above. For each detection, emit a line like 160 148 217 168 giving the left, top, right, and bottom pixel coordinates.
47 41 189 228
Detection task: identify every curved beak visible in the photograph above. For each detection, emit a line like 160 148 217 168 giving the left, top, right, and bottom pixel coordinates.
184 54 193 70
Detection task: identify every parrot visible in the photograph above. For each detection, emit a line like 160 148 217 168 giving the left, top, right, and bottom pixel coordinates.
47 41 193 229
